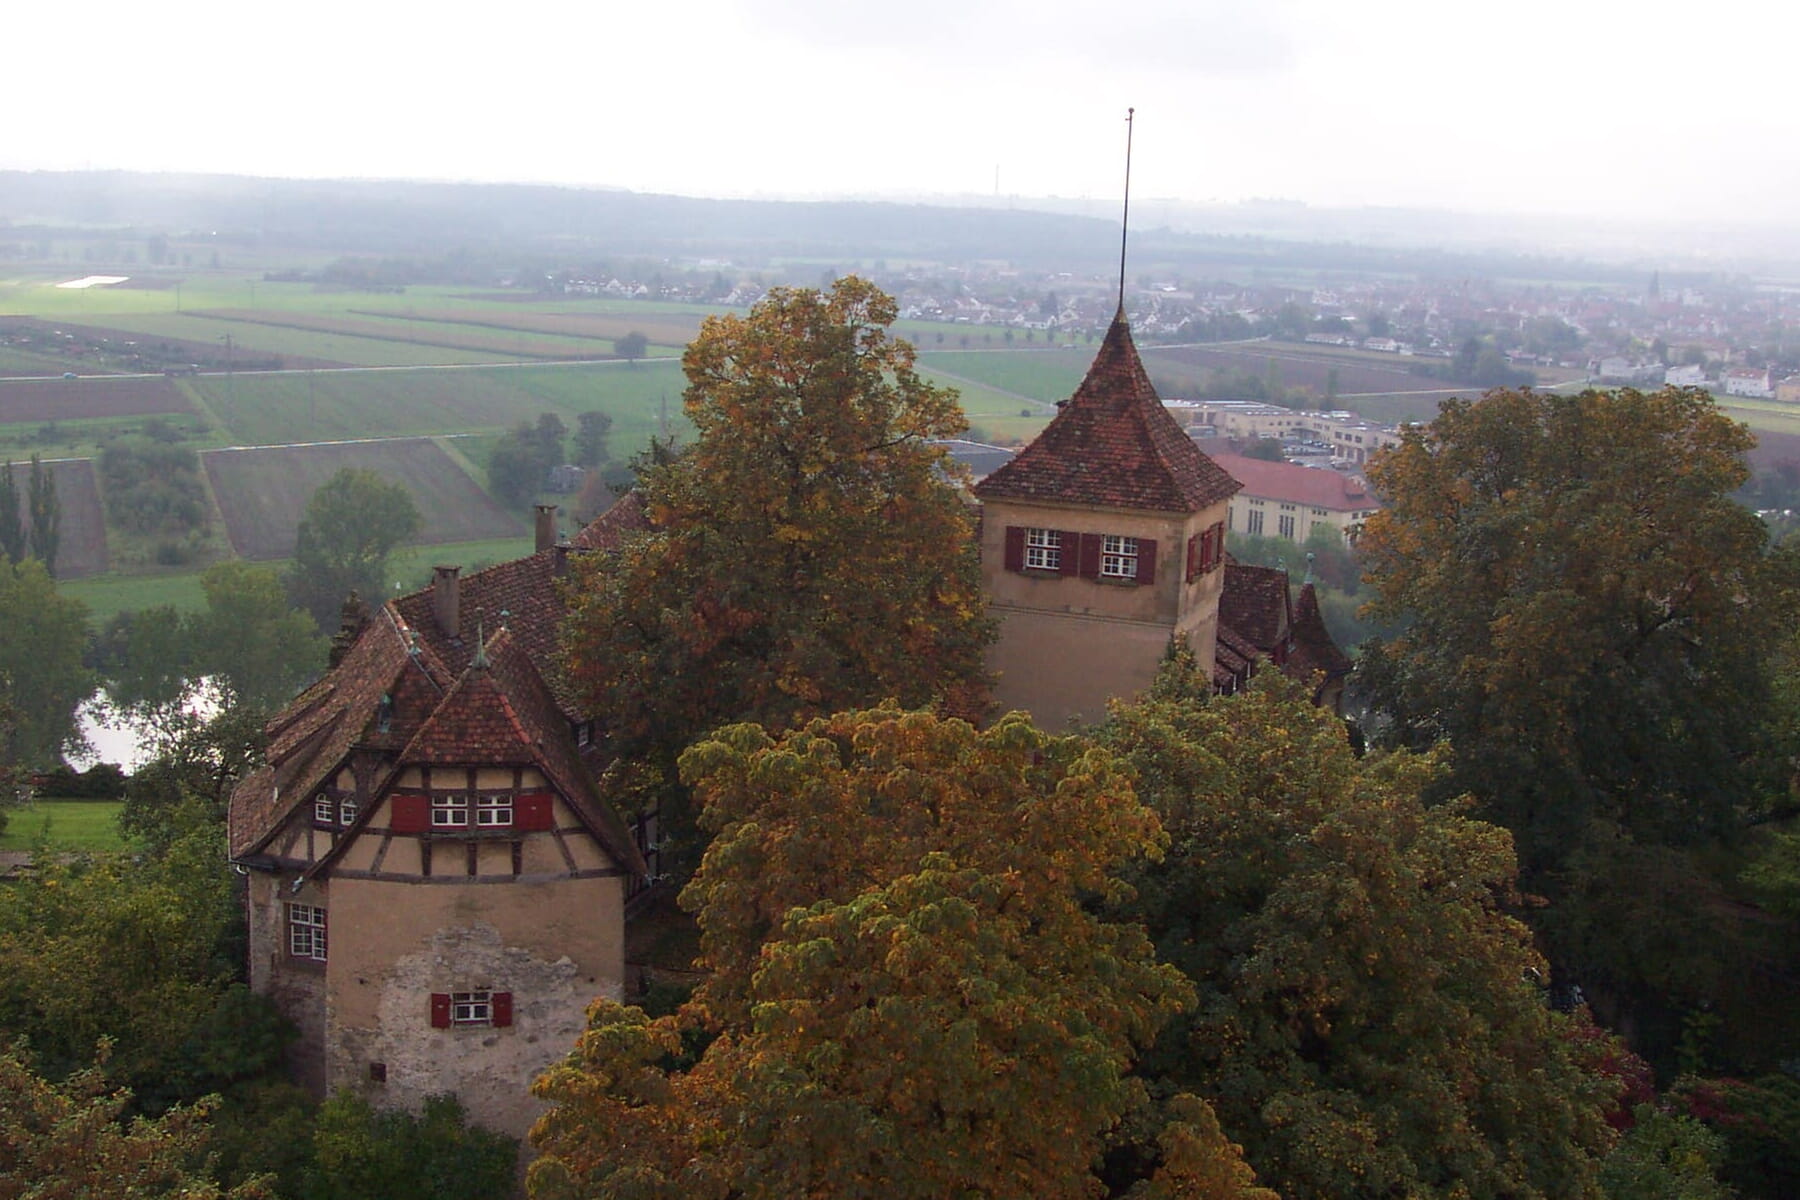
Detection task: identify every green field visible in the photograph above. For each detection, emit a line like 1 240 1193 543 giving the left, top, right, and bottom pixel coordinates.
919 349 1091 403
0 800 126 852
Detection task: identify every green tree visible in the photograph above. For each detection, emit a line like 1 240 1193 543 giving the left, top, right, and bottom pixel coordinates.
1240 436 1285 462
0 557 91 767
0 461 22 564
562 278 992 855
100 604 193 717
1357 386 1800 1069
26 454 59 574
193 561 327 711
1103 670 1617 1200
1359 388 1798 869
119 705 268 856
572 411 613 468
287 469 422 628
530 706 1259 1199
1599 1105 1732 1200
309 1091 515 1200
612 331 649 362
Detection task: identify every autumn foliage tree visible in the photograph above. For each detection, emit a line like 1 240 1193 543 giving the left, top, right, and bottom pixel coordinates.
561 278 991 847
529 706 1270 1199
1103 669 1617 1200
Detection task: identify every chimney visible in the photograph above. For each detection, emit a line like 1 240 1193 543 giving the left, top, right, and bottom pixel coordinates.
432 566 461 638
535 504 558 553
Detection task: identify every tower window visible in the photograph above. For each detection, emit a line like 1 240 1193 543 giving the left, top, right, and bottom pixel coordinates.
1024 528 1062 571
1101 535 1139 579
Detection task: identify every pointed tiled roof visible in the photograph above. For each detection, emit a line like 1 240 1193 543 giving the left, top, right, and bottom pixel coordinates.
973 315 1240 512
1287 582 1352 686
1219 560 1292 651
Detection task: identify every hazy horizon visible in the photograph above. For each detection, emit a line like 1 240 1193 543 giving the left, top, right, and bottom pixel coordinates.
10 0 1795 232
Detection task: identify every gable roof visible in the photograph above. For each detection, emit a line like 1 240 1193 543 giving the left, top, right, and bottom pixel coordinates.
973 315 1240 513
1288 582 1352 688
1206 452 1375 511
1219 559 1292 651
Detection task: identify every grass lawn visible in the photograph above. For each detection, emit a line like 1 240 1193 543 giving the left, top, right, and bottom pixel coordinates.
61 570 213 625
920 349 1092 403
0 800 126 852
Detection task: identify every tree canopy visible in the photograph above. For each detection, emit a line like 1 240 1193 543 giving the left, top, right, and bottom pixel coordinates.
561 278 991 842
1358 387 1799 868
287 468 423 628
1103 668 1617 1200
0 557 91 767
529 706 1267 1199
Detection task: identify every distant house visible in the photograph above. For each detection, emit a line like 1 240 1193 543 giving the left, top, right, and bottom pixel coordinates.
1777 376 1800 406
1665 363 1707 388
1725 368 1773 399
1206 451 1380 546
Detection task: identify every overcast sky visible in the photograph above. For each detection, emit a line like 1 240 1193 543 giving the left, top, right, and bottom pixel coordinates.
9 0 1792 227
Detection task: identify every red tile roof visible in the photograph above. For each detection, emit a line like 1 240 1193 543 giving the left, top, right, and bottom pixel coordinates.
1219 560 1291 651
1288 582 1352 688
974 317 1240 512
1206 452 1374 511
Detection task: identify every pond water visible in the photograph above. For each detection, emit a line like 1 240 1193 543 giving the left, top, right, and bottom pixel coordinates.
68 682 222 772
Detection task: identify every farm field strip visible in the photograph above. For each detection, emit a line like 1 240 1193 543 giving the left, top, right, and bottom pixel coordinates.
50 313 514 368
355 307 702 350
191 360 687 446
202 437 524 560
0 374 192 423
195 308 616 361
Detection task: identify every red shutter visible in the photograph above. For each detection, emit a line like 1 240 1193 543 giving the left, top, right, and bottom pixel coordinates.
1137 538 1157 585
390 793 429 833
492 992 513 1027
430 993 451 1028
1059 531 1082 577
1186 534 1199 582
515 792 554 832
1079 533 1102 579
1003 526 1025 571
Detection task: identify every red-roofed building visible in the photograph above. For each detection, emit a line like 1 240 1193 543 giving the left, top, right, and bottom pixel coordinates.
229 504 649 1140
1206 451 1381 546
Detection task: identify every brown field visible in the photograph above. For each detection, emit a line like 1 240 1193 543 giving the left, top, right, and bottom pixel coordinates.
202 438 525 560
1748 428 1800 468
0 375 192 423
199 309 608 360
20 458 109 578
1144 345 1462 399
368 308 704 347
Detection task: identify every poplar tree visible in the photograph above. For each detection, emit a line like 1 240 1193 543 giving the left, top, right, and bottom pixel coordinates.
0 461 22 565
26 454 59 575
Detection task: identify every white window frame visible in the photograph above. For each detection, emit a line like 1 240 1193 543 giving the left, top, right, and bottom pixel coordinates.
1100 534 1139 579
432 795 470 828
288 903 327 961
1024 528 1062 571
477 794 513 827
338 798 358 826
452 991 493 1025
314 796 334 824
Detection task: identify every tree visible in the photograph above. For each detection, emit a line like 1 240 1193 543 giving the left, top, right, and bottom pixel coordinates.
529 706 1262 1199
0 1045 268 1200
309 1091 515 1200
1240 436 1285 462
1357 386 1800 1069
0 462 21 564
612 331 648 362
26 454 59 574
1359 388 1798 871
194 561 327 711
487 413 569 507
562 278 992 849
287 469 422 628
1103 668 1617 1200
0 557 91 767
99 604 193 717
573 411 613 468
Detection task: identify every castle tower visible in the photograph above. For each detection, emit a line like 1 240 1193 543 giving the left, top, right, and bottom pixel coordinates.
973 312 1240 727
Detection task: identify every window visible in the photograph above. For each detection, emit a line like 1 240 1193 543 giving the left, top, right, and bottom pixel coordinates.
1247 510 1265 536
338 798 358 826
432 795 469 828
1024 528 1062 571
431 990 513 1028
313 796 334 824
1278 514 1296 539
477 794 513 827
288 904 327 961
1100 535 1138 579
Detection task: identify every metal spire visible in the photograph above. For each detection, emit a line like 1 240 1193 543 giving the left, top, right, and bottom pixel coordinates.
1118 107 1135 316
